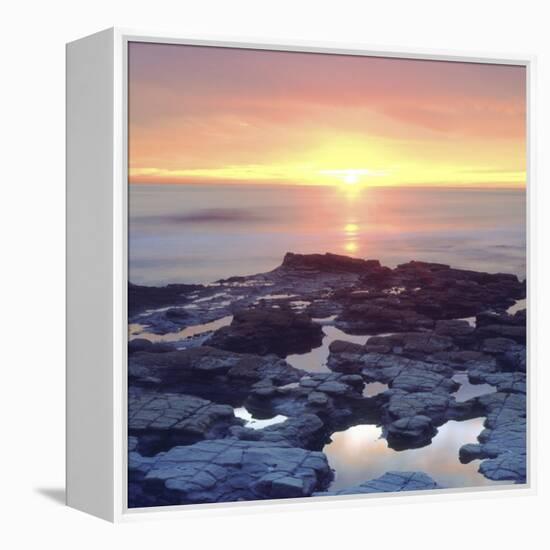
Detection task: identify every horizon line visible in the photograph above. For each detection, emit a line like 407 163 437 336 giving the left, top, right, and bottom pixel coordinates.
127 180 526 190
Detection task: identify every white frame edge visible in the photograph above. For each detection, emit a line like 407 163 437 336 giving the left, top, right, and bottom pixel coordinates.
66 27 536 523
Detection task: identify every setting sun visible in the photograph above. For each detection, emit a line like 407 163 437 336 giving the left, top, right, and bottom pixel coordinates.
344 173 359 185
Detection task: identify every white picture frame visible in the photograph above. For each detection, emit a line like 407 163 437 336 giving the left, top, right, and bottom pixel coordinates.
66 27 536 522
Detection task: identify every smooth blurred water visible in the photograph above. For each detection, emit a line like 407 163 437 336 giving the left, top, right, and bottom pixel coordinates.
129 184 526 285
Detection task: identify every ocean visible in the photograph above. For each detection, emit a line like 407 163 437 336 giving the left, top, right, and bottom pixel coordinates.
129 184 526 286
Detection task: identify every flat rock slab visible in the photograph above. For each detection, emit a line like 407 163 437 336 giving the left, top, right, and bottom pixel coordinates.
129 391 240 454
229 413 327 450
317 471 441 496
129 439 333 506
459 392 526 483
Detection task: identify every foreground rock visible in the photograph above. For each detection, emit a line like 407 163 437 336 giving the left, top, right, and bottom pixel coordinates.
129 439 333 507
317 471 441 496
128 253 527 504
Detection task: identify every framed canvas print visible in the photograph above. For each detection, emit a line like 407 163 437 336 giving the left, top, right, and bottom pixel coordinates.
66 28 534 522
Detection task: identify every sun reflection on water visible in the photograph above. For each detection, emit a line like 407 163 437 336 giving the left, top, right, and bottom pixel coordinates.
324 418 510 491
343 220 360 255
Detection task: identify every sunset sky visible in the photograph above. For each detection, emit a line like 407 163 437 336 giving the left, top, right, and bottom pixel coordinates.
128 42 526 188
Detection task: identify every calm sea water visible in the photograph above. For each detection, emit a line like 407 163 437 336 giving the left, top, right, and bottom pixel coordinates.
129 184 526 285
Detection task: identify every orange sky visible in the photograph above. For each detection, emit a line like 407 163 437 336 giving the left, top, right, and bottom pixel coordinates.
128 42 526 188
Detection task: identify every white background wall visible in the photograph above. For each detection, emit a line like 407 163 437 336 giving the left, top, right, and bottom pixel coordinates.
1 0 548 547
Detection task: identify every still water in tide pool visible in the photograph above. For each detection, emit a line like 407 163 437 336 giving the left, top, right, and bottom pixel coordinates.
129 184 526 285
324 418 508 491
286 325 370 372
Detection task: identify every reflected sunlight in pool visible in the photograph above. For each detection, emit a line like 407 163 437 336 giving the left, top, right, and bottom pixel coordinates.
323 418 509 491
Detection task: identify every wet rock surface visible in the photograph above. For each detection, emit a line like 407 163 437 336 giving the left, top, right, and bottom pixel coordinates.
128 253 527 507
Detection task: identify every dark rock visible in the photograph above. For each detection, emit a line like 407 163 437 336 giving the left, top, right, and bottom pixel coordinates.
501 347 527 372
281 252 381 274
337 302 434 334
130 345 303 386
391 262 524 320
475 324 526 344
429 350 498 373
459 443 488 463
387 415 437 449
435 320 476 346
476 310 526 328
208 307 323 357
128 338 175 355
481 337 523 355
364 332 455 358
128 282 202 317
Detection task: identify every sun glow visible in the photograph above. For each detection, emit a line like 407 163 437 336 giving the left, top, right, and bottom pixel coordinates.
343 222 360 255
319 168 386 188
129 137 525 189
344 241 359 254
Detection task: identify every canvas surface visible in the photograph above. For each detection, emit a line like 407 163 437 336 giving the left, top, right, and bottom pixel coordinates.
126 42 527 508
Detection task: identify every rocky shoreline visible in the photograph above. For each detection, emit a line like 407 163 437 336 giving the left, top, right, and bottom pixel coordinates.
128 252 527 508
